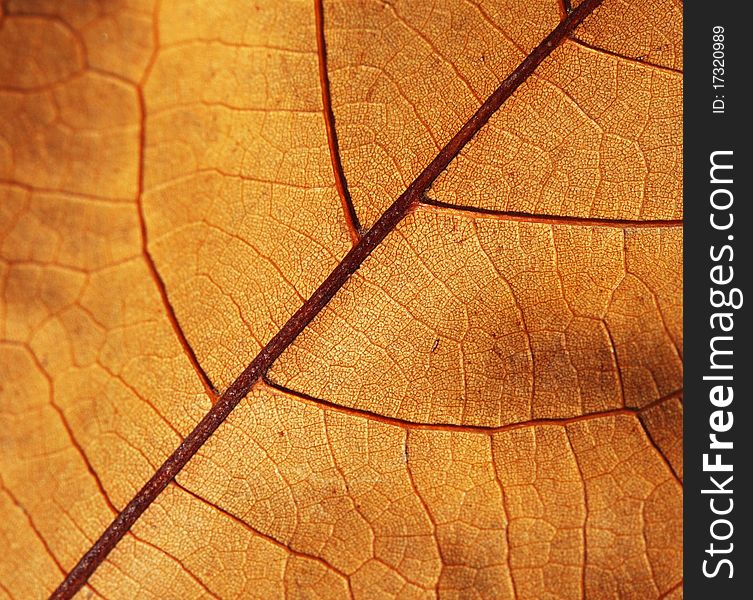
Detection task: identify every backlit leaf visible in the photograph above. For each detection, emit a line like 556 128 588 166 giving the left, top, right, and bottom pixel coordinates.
0 0 682 597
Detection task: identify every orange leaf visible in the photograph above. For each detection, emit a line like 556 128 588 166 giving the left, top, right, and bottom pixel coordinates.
0 0 682 598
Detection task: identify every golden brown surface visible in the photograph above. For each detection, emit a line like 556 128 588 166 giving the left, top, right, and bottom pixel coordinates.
0 0 682 598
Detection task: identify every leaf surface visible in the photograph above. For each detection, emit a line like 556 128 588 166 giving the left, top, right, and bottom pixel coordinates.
0 0 682 598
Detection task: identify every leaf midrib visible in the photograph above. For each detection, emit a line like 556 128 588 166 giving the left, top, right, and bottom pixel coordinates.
51 0 607 596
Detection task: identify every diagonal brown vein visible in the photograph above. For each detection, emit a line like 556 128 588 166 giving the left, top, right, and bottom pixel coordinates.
50 0 605 596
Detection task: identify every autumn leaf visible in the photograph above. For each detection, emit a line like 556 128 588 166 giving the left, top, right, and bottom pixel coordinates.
0 0 682 598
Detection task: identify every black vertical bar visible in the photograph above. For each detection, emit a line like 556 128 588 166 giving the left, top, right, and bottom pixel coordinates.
684 1 750 597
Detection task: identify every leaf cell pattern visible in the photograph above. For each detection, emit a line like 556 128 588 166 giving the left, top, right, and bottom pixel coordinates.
0 0 682 598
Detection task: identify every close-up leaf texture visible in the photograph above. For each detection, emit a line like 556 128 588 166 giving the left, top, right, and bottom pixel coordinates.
0 0 682 598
